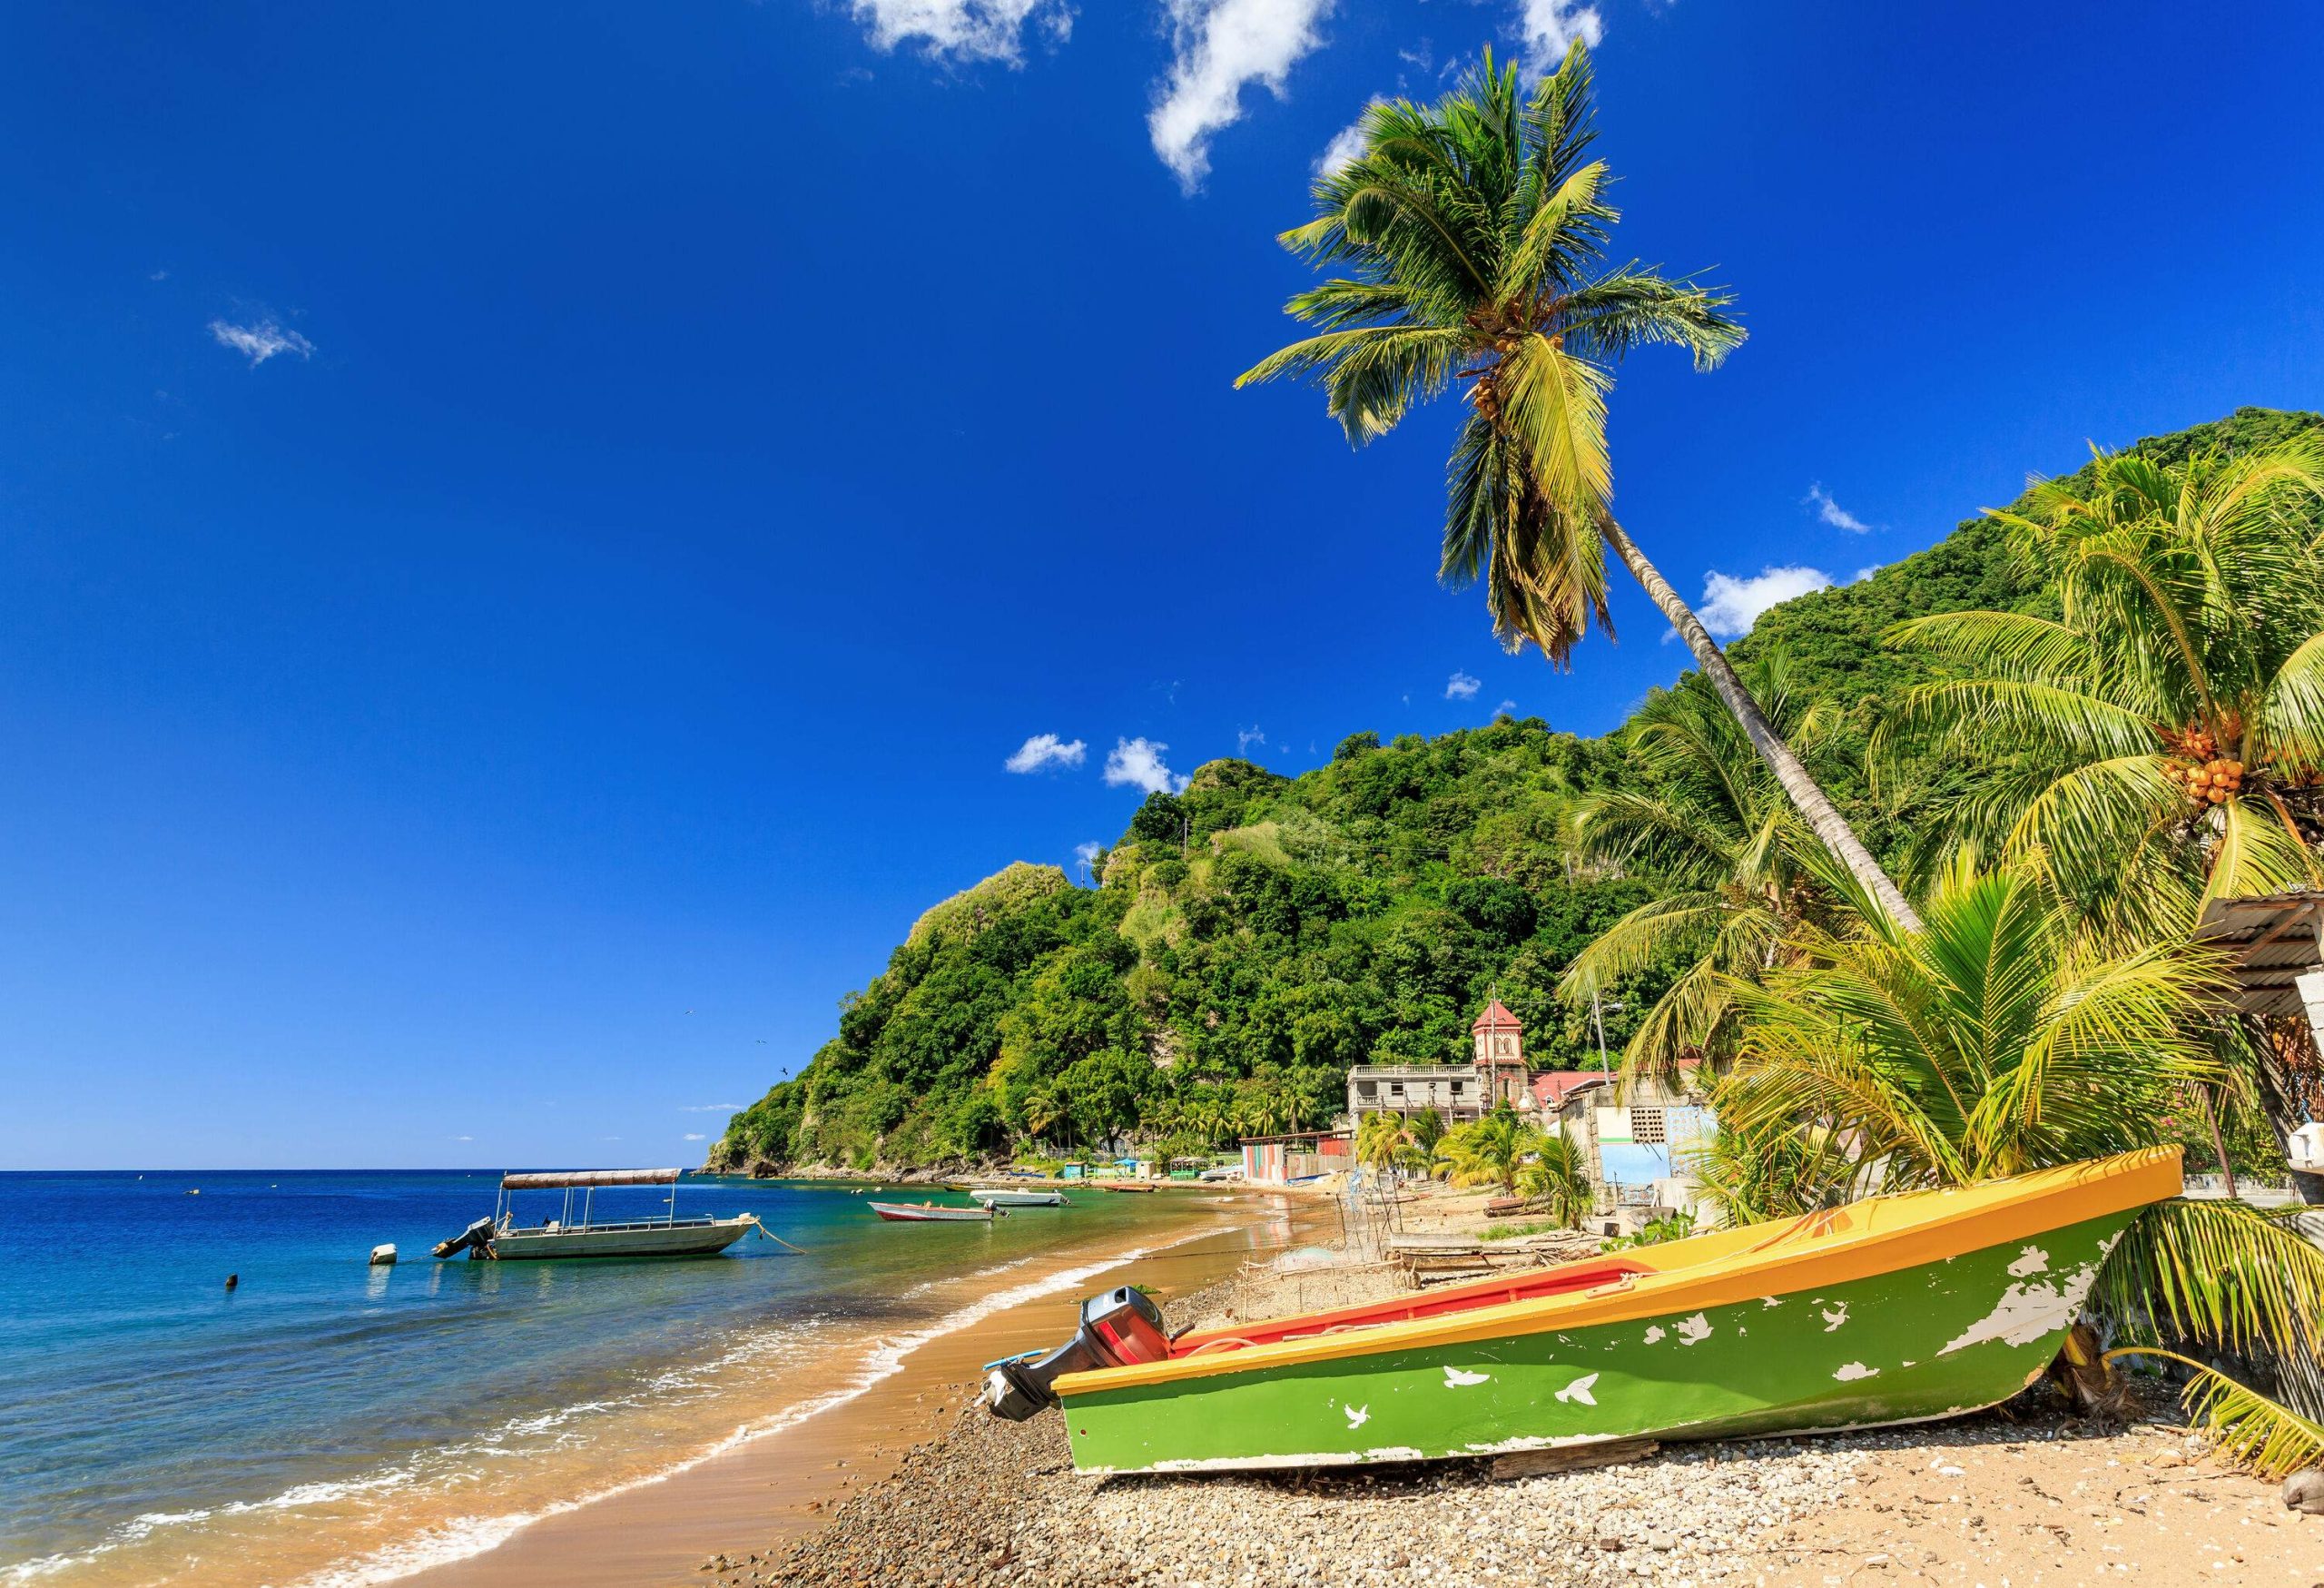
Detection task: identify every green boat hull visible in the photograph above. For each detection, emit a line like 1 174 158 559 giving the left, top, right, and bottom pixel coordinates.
1061 1209 2131 1474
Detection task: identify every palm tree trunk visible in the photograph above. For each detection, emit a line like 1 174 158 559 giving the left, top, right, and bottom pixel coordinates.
2195 1083 2238 1199
1600 517 1925 934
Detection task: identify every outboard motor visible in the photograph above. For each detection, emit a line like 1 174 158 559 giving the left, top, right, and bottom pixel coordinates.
984 1286 1169 1421
430 1217 497 1260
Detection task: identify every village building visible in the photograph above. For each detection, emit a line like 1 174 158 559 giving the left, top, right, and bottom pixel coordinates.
2193 890 2324 1201
1344 998 1535 1124
1343 999 1716 1219
1237 1129 1352 1185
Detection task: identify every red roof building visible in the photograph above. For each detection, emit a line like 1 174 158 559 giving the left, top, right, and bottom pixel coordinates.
1472 998 1521 1035
1470 996 1528 1110
1531 1070 1614 1113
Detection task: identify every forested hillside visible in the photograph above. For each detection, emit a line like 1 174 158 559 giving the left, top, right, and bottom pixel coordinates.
710 408 2322 1174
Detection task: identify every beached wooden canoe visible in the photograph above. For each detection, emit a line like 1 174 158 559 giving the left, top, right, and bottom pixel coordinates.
870 1200 995 1223
1097 1181 1157 1194
1040 1149 2180 1474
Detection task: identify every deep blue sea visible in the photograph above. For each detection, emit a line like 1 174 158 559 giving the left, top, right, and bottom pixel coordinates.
0 1170 1265 1587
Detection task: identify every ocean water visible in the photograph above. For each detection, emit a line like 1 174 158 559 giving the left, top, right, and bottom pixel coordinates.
0 1170 1271 1587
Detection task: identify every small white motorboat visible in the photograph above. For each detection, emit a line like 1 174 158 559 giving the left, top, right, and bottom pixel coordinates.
970 1188 1068 1208
871 1199 997 1223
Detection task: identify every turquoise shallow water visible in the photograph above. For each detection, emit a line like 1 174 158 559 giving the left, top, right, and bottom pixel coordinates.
0 1169 1239 1585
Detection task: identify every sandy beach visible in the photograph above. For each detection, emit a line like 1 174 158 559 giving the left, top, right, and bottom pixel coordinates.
694 1188 2320 1588
401 1188 1341 1588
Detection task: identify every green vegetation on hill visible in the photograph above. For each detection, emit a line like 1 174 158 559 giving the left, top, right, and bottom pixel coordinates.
710 408 2323 1175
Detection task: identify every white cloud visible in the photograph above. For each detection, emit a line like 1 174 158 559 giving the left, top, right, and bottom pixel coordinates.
1512 0 1603 72
1852 565 1880 584
1004 733 1087 774
841 0 1071 64
1149 0 1336 190
1444 670 1482 700
1104 735 1190 795
1316 101 1378 173
1236 725 1266 753
1805 483 1874 533
454 1134 474 1142
1699 566 1834 638
1072 840 1106 874
1496 699 1517 715
210 317 313 366
683 1131 706 1142
679 1102 743 1112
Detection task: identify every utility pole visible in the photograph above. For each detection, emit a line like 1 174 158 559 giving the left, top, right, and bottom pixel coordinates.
1590 986 1625 1071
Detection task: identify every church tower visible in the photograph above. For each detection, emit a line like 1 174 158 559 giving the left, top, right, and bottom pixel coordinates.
1471 997 1527 1110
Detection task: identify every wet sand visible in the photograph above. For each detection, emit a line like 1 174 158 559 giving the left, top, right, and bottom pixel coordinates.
407 1190 1340 1588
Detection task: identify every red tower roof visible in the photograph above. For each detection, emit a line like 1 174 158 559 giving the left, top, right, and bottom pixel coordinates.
1471 998 1522 1034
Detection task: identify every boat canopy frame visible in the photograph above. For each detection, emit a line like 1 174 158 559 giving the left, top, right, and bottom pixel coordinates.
501 1169 682 1190
494 1168 691 1233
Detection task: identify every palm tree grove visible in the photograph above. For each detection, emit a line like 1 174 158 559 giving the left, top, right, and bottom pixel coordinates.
717 51 2324 1478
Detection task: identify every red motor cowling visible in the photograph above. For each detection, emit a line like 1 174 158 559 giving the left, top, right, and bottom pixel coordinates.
1083 1285 1169 1366
983 1285 1169 1420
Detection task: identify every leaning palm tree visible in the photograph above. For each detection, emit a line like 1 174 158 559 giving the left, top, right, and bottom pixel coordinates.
1879 440 2324 937
1718 849 2324 1475
1560 646 1841 1078
1237 44 1921 932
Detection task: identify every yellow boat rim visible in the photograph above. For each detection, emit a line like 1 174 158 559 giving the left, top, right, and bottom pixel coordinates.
1056 1148 2182 1395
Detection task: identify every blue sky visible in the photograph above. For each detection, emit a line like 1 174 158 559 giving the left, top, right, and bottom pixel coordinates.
5 1 2322 1169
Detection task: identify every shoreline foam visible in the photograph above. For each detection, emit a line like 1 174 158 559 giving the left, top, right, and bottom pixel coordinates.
6 1183 1317 1588
352 1193 1322 1588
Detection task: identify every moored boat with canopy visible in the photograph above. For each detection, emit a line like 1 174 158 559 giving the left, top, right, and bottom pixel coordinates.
431 1168 766 1260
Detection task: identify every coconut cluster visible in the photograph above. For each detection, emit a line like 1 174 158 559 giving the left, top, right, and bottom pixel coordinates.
2162 756 2244 805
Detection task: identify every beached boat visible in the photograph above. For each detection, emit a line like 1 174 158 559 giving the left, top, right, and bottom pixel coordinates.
871 1199 997 1222
432 1169 758 1260
1097 1181 1157 1194
985 1148 2181 1474
970 1188 1067 1208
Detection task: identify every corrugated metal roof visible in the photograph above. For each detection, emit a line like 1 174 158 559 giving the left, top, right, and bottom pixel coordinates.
2194 891 2324 1020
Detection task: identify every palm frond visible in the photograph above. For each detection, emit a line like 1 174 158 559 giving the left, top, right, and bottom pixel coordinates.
2006 755 2203 932
2260 627 2324 772
2093 1197 2324 1364
2104 1348 2324 1482
1500 330 1611 527
1495 159 1609 299
1571 791 1738 885
1883 610 2097 690
2201 794 2322 911
1555 268 1745 370
1886 678 2159 763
